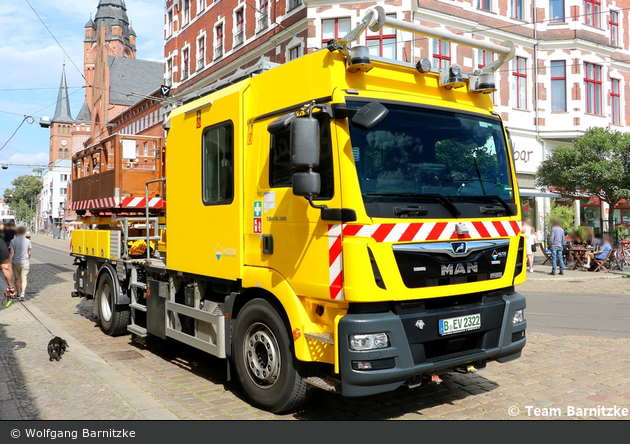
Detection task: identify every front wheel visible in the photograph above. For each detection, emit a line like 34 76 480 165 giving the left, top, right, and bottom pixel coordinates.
97 271 130 337
233 298 312 413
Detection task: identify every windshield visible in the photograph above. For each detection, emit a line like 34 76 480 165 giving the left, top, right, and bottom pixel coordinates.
348 102 514 215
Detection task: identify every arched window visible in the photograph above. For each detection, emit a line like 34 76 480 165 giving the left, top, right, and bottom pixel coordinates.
58 149 62 158
58 125 61 134
64 149 69 158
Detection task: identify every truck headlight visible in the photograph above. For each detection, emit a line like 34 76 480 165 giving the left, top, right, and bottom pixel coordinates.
513 309 525 324
349 333 389 351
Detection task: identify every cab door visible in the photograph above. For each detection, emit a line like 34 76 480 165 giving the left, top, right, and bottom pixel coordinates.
246 113 343 301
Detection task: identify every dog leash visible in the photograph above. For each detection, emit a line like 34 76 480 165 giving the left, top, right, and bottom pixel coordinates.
3 295 55 337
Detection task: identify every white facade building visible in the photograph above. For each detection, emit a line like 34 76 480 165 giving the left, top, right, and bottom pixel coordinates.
39 160 71 229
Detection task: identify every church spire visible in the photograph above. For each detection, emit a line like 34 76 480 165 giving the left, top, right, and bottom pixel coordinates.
52 64 73 123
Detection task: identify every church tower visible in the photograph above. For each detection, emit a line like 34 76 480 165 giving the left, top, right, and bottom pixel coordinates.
49 65 73 170
87 0 138 141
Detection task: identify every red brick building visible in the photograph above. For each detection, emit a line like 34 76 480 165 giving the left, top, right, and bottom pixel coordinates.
164 0 309 96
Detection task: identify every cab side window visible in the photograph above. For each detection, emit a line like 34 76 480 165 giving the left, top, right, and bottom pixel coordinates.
269 114 334 199
202 121 234 205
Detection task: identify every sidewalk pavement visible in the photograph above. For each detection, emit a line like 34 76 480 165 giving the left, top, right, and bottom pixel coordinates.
29 233 70 251
525 251 630 281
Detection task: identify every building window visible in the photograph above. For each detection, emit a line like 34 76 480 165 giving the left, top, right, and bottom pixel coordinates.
288 0 302 11
478 0 491 11
584 0 600 27
166 58 173 86
610 11 619 46
183 0 190 25
432 39 450 69
258 0 269 31
366 14 396 59
235 9 244 46
512 57 527 109
550 61 566 112
550 0 564 21
289 46 301 61
182 48 189 80
202 122 234 205
215 24 223 59
197 0 205 15
512 0 523 19
59 149 62 158
64 149 69 158
478 49 493 68
197 36 205 69
584 63 602 114
167 10 174 37
321 18 351 47
611 79 621 125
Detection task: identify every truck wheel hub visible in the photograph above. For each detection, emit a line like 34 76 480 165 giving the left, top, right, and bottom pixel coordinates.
244 323 281 388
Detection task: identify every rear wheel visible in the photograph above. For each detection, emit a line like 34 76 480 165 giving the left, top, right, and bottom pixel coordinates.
233 298 312 413
97 271 130 336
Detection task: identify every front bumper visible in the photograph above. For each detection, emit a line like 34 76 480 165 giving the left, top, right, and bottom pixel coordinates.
338 290 526 397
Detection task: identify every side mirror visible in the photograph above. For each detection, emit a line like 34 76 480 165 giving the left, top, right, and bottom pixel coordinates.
351 101 389 131
290 116 320 169
292 171 321 197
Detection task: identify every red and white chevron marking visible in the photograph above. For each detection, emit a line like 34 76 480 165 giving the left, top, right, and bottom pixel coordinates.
71 197 117 211
328 224 344 301
120 197 165 209
342 221 521 243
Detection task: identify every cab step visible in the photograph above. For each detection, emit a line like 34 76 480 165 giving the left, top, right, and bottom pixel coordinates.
129 303 147 312
131 282 147 289
304 375 341 393
127 324 147 337
304 332 334 345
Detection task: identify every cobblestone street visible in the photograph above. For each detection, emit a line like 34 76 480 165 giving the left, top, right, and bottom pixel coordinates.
1 237 629 420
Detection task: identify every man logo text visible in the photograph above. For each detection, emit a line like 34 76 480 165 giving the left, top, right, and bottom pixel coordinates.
441 262 478 276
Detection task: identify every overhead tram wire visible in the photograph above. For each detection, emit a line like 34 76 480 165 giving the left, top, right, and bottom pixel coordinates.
0 88 83 154
24 0 85 80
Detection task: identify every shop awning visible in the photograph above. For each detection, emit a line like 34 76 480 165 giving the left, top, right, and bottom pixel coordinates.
519 188 561 198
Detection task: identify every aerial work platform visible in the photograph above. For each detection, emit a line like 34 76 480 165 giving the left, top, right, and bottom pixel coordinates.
70 134 165 214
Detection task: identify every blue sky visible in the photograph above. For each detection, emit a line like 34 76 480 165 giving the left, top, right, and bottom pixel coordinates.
0 0 164 191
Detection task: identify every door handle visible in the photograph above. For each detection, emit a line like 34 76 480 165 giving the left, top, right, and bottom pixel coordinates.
262 234 274 255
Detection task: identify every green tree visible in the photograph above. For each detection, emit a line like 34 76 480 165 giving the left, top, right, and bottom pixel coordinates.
536 127 630 237
3 175 42 224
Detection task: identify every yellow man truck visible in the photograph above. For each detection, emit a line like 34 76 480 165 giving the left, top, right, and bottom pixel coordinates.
70 8 527 412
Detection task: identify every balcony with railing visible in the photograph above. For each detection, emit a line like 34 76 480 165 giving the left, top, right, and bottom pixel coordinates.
234 31 244 47
166 76 172 87
197 57 205 70
215 45 223 59
181 66 189 81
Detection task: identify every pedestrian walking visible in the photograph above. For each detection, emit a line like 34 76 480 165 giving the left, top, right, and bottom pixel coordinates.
549 219 565 276
9 226 32 302
521 218 537 273
0 225 16 304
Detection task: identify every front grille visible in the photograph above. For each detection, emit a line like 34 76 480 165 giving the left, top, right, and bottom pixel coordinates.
393 240 510 288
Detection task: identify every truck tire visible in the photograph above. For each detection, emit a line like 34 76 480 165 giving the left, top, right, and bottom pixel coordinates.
97 271 130 337
233 298 312 413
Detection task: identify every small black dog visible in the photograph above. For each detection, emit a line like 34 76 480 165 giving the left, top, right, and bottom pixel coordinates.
47 337 69 362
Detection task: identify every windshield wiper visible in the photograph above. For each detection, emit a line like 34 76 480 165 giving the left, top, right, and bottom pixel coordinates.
449 195 515 216
365 193 460 218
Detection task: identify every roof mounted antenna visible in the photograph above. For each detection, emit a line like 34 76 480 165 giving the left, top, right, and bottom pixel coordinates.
330 6 516 93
